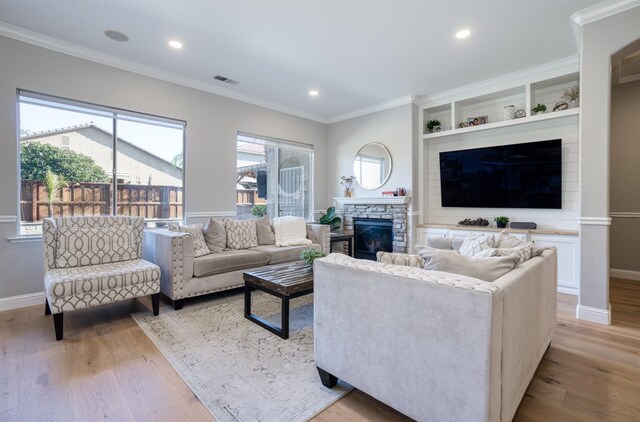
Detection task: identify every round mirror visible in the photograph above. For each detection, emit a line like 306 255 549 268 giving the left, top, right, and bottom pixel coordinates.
353 142 392 190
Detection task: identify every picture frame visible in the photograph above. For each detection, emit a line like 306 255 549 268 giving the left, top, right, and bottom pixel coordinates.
466 116 488 127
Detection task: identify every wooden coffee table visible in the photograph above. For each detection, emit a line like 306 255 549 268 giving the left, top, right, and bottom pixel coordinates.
243 262 313 339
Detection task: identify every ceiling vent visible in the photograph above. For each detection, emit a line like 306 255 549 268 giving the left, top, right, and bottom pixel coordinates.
213 75 239 85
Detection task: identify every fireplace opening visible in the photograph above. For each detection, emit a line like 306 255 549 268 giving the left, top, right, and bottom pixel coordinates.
353 218 394 260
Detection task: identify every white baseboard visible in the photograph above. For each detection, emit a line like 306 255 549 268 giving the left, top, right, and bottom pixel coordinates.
0 291 44 312
576 303 611 325
557 286 579 296
610 268 640 281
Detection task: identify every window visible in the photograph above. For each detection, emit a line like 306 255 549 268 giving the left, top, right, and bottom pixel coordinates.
18 91 185 235
236 133 313 221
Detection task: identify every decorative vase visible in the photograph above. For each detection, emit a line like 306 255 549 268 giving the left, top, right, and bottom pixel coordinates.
503 105 516 120
344 188 352 197
568 99 578 109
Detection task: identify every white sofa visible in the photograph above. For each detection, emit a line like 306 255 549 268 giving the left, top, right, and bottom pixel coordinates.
313 250 557 422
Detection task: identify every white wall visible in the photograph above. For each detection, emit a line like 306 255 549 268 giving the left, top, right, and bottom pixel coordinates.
0 36 327 300
424 117 579 230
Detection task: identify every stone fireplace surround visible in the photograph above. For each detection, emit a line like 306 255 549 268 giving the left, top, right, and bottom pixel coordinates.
334 196 411 254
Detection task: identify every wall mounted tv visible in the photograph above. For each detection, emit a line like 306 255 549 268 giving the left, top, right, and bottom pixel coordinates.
439 139 562 209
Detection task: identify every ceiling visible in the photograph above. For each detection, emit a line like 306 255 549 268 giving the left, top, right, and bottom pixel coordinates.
0 0 603 122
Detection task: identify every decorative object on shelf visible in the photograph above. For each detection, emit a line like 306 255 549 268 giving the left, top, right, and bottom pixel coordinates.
426 119 442 133
340 175 356 197
382 191 395 197
515 109 526 118
459 121 469 128
532 103 547 115
562 85 579 108
553 101 569 112
395 187 407 196
510 221 537 230
318 206 342 230
504 105 517 120
353 143 392 190
458 217 490 226
467 116 488 127
494 216 510 228
300 247 327 266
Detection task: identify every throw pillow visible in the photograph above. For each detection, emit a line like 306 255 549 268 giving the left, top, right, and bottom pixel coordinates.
203 218 226 253
377 251 425 268
223 219 259 250
496 230 545 257
472 244 534 265
426 237 454 250
255 215 276 245
272 216 312 247
168 224 210 257
459 233 496 257
416 245 520 282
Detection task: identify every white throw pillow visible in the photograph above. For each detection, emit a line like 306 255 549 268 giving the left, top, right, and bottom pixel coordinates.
496 230 545 257
272 216 312 247
459 233 496 257
223 219 259 250
416 245 519 282
377 251 425 268
472 244 534 265
168 223 210 257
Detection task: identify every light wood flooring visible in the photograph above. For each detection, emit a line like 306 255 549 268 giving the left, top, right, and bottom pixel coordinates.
1 278 640 421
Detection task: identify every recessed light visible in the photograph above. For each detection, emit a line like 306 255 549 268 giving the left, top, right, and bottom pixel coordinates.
455 29 471 39
168 40 183 49
104 30 129 42
309 90 319 96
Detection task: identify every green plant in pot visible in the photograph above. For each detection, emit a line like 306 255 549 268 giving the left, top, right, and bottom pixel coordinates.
300 247 327 267
494 216 509 228
426 119 441 133
532 103 547 114
318 206 342 231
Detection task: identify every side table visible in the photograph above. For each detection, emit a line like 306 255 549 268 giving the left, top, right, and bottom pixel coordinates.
329 231 354 256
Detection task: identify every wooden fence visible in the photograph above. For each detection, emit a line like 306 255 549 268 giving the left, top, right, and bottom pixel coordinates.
237 189 266 206
20 180 183 222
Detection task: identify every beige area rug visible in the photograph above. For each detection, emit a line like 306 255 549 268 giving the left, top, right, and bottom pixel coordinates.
132 292 351 422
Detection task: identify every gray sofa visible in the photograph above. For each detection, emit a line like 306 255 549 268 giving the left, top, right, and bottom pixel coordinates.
143 223 330 309
313 250 557 422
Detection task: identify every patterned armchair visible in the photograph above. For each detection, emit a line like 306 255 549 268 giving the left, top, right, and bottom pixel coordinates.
43 216 161 340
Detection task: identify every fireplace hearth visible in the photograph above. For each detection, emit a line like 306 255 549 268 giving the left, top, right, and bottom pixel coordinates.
353 218 394 260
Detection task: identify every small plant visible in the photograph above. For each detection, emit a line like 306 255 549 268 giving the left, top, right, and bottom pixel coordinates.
494 216 509 228
300 247 327 265
562 85 579 102
532 103 547 114
426 119 441 133
251 204 267 217
340 176 355 189
318 206 342 230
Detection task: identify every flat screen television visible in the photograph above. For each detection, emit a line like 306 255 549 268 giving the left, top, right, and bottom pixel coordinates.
439 139 562 209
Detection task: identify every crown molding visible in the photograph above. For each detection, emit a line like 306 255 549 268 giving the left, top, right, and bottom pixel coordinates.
571 0 640 26
0 21 329 124
326 95 416 124
416 56 579 108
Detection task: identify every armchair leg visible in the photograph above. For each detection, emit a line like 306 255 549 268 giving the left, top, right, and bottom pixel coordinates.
317 366 338 388
53 313 63 341
45 299 51 316
151 293 160 316
173 299 184 311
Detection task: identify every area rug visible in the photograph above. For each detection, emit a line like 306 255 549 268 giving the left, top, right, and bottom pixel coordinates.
132 292 351 422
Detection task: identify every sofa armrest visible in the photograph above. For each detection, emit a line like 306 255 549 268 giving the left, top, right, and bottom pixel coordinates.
306 223 330 254
143 229 194 300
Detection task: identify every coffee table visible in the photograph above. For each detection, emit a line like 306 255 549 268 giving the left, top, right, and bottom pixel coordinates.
243 262 313 339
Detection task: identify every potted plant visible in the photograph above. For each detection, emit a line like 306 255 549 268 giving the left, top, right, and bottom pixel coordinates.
426 119 441 133
532 104 547 115
562 85 579 108
494 216 509 228
340 175 355 197
300 247 327 267
318 206 342 231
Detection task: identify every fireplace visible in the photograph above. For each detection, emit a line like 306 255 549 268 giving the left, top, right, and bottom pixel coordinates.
353 218 394 260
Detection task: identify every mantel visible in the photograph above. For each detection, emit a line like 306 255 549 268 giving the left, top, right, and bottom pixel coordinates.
334 196 411 206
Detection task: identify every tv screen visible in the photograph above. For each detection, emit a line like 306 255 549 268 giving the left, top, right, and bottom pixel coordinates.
439 139 562 209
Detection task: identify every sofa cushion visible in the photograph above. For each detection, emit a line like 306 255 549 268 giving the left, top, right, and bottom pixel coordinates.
273 216 312 247
224 219 259 250
256 216 276 245
376 251 425 268
55 225 139 269
169 224 210 257
473 244 534 265
203 218 226 253
192 249 269 277
459 233 496 257
416 245 520 282
249 244 320 265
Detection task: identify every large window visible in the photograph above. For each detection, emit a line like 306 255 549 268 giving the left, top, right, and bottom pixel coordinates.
236 133 313 221
18 91 185 235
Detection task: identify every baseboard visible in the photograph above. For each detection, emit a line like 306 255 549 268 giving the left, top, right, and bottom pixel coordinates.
576 303 611 325
557 286 579 296
0 291 44 312
610 268 640 281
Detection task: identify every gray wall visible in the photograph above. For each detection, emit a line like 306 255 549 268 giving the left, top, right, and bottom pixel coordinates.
610 79 640 273
0 36 327 299
579 6 640 316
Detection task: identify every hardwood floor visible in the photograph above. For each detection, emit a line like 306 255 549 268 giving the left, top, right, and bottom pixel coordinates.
1 279 640 421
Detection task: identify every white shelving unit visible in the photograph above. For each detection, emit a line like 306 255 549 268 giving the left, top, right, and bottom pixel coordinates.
421 72 580 140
